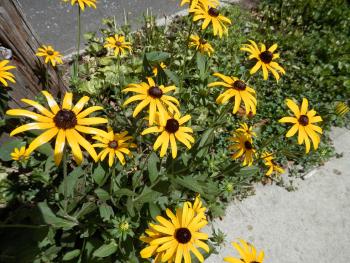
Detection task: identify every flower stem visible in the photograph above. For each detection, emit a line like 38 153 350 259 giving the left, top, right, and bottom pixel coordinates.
179 20 194 91
63 149 68 213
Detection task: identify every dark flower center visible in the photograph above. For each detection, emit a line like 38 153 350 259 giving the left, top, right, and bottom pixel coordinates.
165 119 179 133
233 80 246 90
116 41 122 47
259 51 273 64
108 140 118 149
244 141 253 150
53 110 77 129
299 115 309 126
208 7 220 17
148 86 163 98
199 39 207 45
175 228 192 244
47 50 54 56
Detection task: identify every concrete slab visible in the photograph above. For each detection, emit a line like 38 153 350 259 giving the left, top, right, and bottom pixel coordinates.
206 127 350 263
18 0 185 55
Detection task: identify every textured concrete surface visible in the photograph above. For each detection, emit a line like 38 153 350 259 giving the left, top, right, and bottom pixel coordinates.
18 0 184 54
206 127 350 263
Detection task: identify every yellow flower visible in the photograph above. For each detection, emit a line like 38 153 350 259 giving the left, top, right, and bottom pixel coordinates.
191 5 231 38
180 0 219 9
63 0 96 11
140 202 209 263
187 195 206 220
279 98 323 153
6 91 108 166
0 60 16 87
189 35 214 56
335 101 349 117
11 146 29 161
229 132 256 166
261 152 284 176
236 123 256 138
152 62 167 76
104 34 132 57
93 129 136 167
224 239 265 263
123 77 180 126
142 112 194 159
241 40 285 81
208 73 257 115
36 45 63 67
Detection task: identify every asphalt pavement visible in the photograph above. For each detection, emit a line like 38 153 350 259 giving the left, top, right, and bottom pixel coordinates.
18 0 184 55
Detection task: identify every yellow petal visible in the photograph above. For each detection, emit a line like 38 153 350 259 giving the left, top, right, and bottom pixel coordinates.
62 92 73 110
26 128 58 155
66 129 83 165
10 122 55 136
42 91 60 114
54 129 66 165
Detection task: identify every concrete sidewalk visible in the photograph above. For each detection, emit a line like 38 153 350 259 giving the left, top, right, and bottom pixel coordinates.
206 127 350 263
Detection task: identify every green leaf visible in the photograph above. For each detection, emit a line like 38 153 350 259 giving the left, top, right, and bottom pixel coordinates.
0 138 24 161
95 188 110 201
114 188 136 197
236 166 259 177
74 202 97 219
92 164 109 187
99 203 114 221
147 152 159 183
149 203 161 219
92 241 118 258
145 51 170 63
164 69 180 87
38 202 78 229
58 167 84 197
63 249 80 261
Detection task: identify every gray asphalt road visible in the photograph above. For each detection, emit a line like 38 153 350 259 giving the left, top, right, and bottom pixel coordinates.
18 0 183 55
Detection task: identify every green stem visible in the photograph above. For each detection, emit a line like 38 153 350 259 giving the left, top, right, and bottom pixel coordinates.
45 66 49 88
179 20 194 91
63 149 68 213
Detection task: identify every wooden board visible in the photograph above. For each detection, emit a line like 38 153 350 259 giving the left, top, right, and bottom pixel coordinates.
0 0 67 108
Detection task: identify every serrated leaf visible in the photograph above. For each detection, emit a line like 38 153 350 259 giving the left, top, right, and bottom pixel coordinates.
99 203 114 221
92 164 108 187
95 188 110 201
38 202 78 229
146 51 170 63
164 69 180 87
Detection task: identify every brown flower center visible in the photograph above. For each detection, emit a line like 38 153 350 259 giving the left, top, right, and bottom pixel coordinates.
259 51 273 64
233 80 246 90
208 7 219 17
53 110 77 129
108 140 118 149
175 228 192 244
116 41 122 47
244 141 253 150
148 86 163 98
199 38 207 45
299 115 309 126
47 50 54 56
165 119 179 133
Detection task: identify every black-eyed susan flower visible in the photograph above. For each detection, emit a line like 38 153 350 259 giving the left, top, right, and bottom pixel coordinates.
191 4 231 38
152 62 167 76
11 146 29 161
142 112 194 159
6 91 108 166
36 45 63 67
189 35 214 56
0 60 16 87
140 202 209 263
93 129 136 167
123 77 180 126
224 239 264 263
180 0 219 10
187 195 206 220
104 34 132 57
63 0 96 11
208 73 257 115
261 152 284 176
236 123 256 138
335 101 349 117
241 40 285 81
229 132 256 166
279 98 323 153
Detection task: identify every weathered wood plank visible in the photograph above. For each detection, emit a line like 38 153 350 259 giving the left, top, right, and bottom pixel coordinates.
0 0 67 107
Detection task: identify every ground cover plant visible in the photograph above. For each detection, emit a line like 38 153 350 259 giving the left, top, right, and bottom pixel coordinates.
0 0 349 262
